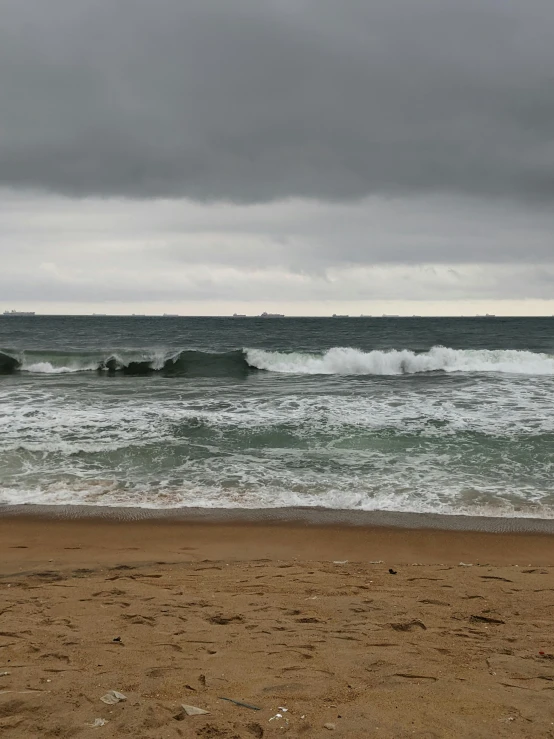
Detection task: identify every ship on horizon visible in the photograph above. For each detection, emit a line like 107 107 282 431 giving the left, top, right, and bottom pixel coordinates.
259 311 285 317
2 309 36 316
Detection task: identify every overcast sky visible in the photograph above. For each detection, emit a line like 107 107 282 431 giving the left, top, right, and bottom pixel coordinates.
1 0 553 315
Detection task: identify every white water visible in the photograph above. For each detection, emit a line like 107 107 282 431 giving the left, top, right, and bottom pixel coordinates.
3 345 554 375
246 346 554 375
1 371 554 516
4 349 173 374
23 361 97 374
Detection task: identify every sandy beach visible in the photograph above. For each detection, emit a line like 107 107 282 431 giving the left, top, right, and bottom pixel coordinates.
1 513 554 738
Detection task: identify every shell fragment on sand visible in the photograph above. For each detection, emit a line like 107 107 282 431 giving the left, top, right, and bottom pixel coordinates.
182 703 210 716
100 690 127 705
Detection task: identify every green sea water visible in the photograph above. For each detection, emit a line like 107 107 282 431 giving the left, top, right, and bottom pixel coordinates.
1 316 553 517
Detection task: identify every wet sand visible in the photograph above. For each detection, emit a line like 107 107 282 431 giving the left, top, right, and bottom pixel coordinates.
1 513 554 737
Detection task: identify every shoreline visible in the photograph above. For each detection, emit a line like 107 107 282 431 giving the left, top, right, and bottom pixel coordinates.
2 508 554 575
2 502 554 533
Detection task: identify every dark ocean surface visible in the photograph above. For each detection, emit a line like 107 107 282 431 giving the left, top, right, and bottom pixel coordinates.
1 315 553 517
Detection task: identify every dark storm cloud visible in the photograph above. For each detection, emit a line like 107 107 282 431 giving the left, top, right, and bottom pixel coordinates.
1 0 553 203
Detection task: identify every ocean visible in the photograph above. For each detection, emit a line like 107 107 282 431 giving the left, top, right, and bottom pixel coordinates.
1 315 553 518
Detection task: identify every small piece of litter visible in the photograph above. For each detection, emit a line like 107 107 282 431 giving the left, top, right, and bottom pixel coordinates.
369 560 384 564
388 568 398 575
86 718 108 727
219 696 261 710
112 637 121 643
0 672 10 677
333 560 348 564
100 690 127 705
324 723 336 730
182 704 210 716
278 706 288 712
459 562 473 567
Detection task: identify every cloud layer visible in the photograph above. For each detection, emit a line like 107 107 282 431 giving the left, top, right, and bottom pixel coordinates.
1 1 553 313
1 0 553 202
1 192 553 313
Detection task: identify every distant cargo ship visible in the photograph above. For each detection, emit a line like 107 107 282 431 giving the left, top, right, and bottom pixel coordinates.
232 313 247 317
2 310 36 316
259 312 285 317
332 314 349 318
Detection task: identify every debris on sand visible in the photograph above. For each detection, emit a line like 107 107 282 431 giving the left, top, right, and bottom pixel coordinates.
100 690 127 705
181 703 210 716
86 718 108 727
219 696 261 710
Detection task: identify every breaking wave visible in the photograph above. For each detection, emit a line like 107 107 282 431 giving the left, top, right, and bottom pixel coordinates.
1 346 554 377
0 349 252 377
245 346 554 375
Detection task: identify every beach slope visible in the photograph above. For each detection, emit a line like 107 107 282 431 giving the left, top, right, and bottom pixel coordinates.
1 516 554 737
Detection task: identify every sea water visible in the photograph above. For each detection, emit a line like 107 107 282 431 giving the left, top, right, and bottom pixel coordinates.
1 316 553 517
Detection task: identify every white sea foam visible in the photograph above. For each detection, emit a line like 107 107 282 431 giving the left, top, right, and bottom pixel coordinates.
1 475 553 519
13 348 174 373
23 361 96 374
245 346 554 375
2 349 554 517
6 345 554 376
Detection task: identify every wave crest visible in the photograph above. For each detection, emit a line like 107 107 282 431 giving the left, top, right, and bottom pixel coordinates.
0 349 252 377
2 345 554 377
244 346 554 375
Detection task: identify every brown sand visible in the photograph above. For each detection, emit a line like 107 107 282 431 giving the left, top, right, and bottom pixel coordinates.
1 515 554 737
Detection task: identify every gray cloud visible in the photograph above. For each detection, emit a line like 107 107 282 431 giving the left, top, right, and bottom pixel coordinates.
1 193 553 310
1 0 554 203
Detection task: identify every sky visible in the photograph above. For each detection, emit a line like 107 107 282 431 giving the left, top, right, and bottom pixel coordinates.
1 0 553 315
